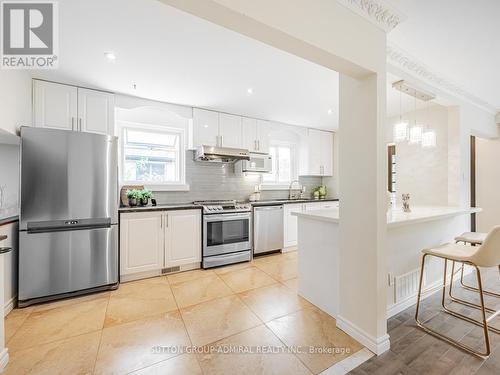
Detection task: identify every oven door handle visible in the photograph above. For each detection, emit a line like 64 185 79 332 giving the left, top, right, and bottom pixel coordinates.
204 213 251 222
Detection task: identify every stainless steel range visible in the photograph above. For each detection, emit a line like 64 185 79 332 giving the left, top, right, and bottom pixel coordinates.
194 200 252 268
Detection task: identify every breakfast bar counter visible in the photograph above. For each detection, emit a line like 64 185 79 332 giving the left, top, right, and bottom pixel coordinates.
292 206 480 322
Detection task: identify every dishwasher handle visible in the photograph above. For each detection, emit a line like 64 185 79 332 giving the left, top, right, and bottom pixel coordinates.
255 206 283 211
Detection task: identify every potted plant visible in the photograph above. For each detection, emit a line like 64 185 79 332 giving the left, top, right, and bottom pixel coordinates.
126 189 141 207
139 189 152 206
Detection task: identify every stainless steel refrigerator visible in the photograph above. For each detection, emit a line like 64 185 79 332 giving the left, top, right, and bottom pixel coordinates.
19 127 119 307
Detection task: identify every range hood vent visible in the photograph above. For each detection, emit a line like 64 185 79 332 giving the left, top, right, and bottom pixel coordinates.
195 145 250 163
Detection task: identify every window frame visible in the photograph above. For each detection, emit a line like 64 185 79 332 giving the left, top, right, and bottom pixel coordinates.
260 141 297 190
117 120 189 191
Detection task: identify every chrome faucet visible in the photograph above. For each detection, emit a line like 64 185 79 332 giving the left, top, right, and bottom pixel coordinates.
288 180 302 200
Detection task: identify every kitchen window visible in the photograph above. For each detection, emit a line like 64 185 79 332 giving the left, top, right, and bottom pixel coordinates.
119 123 188 190
262 143 296 188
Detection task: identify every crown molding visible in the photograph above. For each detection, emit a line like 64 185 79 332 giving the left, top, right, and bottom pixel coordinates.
387 42 497 114
336 0 406 32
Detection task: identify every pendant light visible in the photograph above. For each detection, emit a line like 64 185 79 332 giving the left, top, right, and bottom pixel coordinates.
422 100 437 148
393 89 408 142
408 95 423 144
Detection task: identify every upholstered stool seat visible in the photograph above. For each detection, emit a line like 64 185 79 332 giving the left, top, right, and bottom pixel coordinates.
416 226 500 358
455 232 488 245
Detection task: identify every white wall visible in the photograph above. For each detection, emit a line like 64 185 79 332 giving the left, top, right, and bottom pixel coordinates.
387 105 449 206
476 137 500 232
0 71 31 134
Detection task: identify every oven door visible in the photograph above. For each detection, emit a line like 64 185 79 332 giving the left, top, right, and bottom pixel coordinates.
203 213 251 257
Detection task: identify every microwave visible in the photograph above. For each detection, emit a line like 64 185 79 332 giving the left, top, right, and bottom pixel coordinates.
236 153 272 173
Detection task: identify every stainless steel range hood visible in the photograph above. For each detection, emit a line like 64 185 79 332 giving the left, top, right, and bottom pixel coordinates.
195 145 250 163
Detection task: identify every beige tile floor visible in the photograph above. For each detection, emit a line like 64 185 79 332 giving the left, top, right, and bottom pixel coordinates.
4 251 363 375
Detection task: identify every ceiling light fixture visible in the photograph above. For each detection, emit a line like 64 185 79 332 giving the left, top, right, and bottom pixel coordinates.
393 80 435 147
422 100 436 148
393 88 408 142
247 88 253 95
104 51 116 61
408 95 422 144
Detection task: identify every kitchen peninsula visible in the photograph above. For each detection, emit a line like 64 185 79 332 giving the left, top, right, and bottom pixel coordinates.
292 205 481 347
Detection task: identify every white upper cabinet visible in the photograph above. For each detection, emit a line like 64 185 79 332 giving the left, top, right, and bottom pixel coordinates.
241 117 270 154
33 80 77 131
300 129 334 176
165 209 201 268
242 117 258 152
321 131 334 176
256 120 270 154
218 113 242 148
193 108 219 147
193 109 243 149
33 80 115 135
77 88 115 135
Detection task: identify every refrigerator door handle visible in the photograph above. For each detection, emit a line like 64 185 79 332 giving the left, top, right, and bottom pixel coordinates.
27 218 112 234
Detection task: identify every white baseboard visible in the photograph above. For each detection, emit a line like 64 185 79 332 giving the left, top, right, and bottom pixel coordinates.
0 348 9 372
4 297 15 317
120 263 201 283
336 315 390 355
386 266 474 318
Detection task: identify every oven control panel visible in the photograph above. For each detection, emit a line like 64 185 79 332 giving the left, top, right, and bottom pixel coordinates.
203 203 251 214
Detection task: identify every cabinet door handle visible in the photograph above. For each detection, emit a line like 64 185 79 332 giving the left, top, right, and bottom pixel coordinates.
254 140 257 150
160 215 163 228
71 117 75 131
165 214 168 228
78 118 82 132
220 135 223 147
257 140 260 151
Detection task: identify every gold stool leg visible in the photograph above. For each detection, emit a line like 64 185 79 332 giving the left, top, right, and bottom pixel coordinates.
448 261 496 314
415 255 492 358
454 241 500 298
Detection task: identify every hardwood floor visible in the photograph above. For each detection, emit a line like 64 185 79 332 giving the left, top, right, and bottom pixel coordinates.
351 267 500 374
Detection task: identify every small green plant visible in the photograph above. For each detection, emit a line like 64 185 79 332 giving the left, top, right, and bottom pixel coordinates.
126 189 142 199
140 190 152 199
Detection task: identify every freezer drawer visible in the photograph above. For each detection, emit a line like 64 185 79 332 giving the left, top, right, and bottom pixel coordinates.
253 205 284 255
19 225 118 303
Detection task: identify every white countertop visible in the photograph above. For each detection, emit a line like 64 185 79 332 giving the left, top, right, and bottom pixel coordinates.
292 206 482 228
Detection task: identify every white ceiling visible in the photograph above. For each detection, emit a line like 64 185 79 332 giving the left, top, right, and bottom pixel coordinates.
35 0 339 130
387 0 500 112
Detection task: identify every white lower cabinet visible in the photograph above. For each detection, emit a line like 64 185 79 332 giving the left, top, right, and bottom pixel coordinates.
283 201 339 248
165 210 202 267
120 211 164 276
120 209 201 280
283 203 304 248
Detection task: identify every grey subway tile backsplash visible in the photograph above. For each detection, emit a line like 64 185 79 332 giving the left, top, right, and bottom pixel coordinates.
153 151 323 204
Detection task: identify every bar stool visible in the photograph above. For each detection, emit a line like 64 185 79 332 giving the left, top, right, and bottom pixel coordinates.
415 226 500 358
452 232 500 299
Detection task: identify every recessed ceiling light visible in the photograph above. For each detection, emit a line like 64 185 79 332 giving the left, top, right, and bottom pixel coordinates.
327 109 333 115
247 88 253 95
104 51 116 61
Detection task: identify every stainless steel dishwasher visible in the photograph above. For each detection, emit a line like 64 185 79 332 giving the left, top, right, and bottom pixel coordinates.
253 205 284 255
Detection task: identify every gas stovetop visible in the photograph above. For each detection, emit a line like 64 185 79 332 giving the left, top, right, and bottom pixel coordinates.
193 200 251 214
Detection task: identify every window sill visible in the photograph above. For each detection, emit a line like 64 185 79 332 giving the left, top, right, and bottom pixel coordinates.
259 184 291 191
123 183 190 192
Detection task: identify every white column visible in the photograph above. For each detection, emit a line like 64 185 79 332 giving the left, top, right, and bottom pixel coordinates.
337 72 389 354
